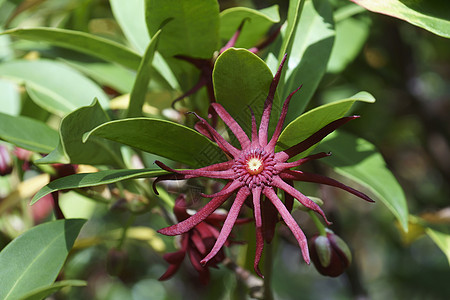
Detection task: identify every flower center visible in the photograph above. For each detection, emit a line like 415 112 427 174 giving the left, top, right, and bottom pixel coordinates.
246 157 264 175
233 149 276 188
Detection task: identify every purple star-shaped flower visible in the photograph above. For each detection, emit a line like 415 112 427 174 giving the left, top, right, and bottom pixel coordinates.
155 54 374 277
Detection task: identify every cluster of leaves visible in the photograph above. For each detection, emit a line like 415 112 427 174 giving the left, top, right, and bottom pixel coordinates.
0 0 449 299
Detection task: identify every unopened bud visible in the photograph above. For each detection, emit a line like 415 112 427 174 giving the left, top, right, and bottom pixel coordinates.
309 230 352 277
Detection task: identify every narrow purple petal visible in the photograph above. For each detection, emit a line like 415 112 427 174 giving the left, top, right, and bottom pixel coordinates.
263 186 310 264
188 249 210 285
275 152 331 172
252 186 264 277
281 170 375 203
276 116 359 161
153 173 188 195
262 197 279 243
272 176 332 225
171 76 208 108
265 85 303 151
155 160 234 180
189 112 240 157
195 121 214 141
200 187 250 265
283 179 295 213
158 182 233 236
249 106 261 148
220 19 247 53
259 53 288 147
211 103 250 149
248 26 281 53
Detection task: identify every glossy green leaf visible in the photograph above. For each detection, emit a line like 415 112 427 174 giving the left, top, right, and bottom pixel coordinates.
283 0 335 122
84 118 225 167
327 5 370 73
0 0 20 27
426 228 450 266
20 280 87 300
318 131 409 232
277 91 375 157
0 78 20 115
62 60 135 95
0 60 109 116
110 0 179 89
127 30 161 117
278 0 305 61
352 0 450 38
145 0 219 59
2 27 142 69
110 0 150 54
0 219 86 300
213 48 278 135
31 169 167 204
219 5 280 49
0 112 58 153
37 100 122 165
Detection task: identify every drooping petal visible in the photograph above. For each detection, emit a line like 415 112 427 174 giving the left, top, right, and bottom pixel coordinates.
262 196 279 243
188 248 210 285
252 186 264 277
189 112 240 157
274 152 331 172
263 186 310 264
200 187 250 265
276 116 359 161
265 85 303 151
259 53 287 147
158 182 233 236
281 170 375 203
211 103 250 149
272 176 332 225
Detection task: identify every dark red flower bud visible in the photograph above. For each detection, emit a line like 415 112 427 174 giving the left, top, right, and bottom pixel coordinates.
309 230 352 277
0 145 13 176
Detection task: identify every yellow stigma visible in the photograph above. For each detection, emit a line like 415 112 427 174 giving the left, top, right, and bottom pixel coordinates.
246 157 264 175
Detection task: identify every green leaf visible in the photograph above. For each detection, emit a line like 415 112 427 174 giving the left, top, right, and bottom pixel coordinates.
277 91 376 157
278 0 306 61
110 0 179 89
31 169 167 204
20 280 87 300
282 0 335 122
0 78 20 115
219 5 280 49
0 60 109 116
327 5 370 73
110 0 150 54
145 0 219 59
0 112 58 153
352 0 450 38
317 131 409 232
0 219 86 300
127 30 161 117
1 27 142 70
37 100 122 165
213 48 278 135
425 228 450 266
84 118 225 167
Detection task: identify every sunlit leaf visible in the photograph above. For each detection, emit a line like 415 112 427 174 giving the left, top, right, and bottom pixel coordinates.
0 60 109 116
0 112 58 153
219 5 280 49
2 27 142 69
127 30 161 117
84 118 225 167
282 0 335 122
352 0 450 38
426 228 450 266
318 131 409 232
145 0 219 59
277 91 376 157
0 219 86 300
20 280 87 300
37 100 122 165
31 169 167 204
